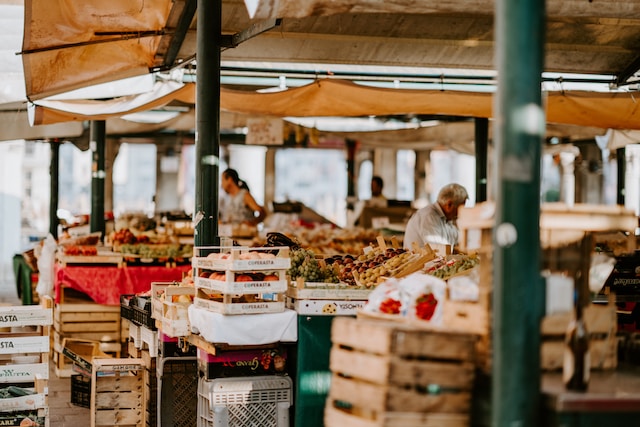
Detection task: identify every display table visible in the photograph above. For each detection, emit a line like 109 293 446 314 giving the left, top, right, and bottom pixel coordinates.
54 263 191 305
541 365 640 426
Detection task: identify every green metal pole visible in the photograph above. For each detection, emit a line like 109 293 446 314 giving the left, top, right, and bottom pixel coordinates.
90 120 106 237
493 0 546 426
49 140 60 239
616 147 625 205
194 0 221 247
475 117 489 203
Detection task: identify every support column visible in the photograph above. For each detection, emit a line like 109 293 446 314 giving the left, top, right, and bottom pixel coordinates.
90 121 106 237
346 139 357 210
475 118 489 203
493 0 546 426
49 140 60 239
559 151 576 206
194 0 222 247
617 147 626 206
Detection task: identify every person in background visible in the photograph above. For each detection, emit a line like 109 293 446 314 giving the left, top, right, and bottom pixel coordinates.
366 175 388 208
403 183 469 250
219 168 267 225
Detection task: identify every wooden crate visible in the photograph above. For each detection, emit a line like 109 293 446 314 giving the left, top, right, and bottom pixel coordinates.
541 301 617 370
326 317 477 427
54 301 121 344
91 358 145 427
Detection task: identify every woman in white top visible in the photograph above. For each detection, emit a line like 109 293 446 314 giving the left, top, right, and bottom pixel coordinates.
219 168 267 225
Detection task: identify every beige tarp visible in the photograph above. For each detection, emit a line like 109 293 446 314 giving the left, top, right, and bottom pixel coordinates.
28 79 640 132
29 81 193 125
21 0 173 100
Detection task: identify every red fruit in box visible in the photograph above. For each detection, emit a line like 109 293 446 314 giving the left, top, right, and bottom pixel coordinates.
235 274 253 282
199 271 211 278
263 274 279 281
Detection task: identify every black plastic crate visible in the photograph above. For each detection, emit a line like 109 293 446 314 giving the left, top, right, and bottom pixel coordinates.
120 294 135 322
158 357 198 427
71 374 91 408
159 337 196 358
132 296 157 330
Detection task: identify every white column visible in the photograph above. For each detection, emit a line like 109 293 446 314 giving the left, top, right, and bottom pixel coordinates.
559 151 576 206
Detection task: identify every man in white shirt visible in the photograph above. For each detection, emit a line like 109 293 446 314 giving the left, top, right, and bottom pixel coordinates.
403 183 469 250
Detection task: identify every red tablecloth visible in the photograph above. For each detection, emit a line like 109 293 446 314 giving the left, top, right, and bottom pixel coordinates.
54 263 191 305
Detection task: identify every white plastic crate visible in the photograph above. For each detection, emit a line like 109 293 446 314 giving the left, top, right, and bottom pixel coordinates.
197 376 292 427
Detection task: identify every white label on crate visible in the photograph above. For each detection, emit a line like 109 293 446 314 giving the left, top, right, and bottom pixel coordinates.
0 336 49 355
0 393 47 411
0 307 52 327
287 298 366 315
371 216 390 229
0 363 48 382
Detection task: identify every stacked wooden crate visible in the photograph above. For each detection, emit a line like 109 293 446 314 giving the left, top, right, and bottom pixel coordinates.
90 358 145 427
192 246 290 316
52 288 123 377
0 297 52 426
125 315 158 427
325 317 478 427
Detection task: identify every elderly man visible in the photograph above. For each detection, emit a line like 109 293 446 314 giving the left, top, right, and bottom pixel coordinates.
403 183 469 250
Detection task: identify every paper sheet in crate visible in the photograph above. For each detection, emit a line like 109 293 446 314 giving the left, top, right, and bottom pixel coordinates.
188 305 297 346
286 282 371 300
286 297 366 315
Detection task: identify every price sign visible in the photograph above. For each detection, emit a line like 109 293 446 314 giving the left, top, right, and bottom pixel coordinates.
246 117 284 146
219 224 233 237
371 216 390 229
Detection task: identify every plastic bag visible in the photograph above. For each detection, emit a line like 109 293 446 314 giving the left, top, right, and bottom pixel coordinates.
363 273 447 325
401 273 446 324
35 234 57 298
589 252 616 294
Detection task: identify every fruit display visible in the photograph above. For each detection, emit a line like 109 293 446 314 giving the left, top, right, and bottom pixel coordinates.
256 227 384 256
325 248 422 288
62 245 98 256
118 243 193 259
423 254 480 280
287 248 338 283
109 227 193 260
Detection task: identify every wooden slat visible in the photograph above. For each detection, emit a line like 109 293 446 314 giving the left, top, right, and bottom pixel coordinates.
541 334 617 370
95 391 144 409
93 408 143 426
329 374 471 413
330 346 474 389
324 404 469 427
331 317 476 361
541 303 616 336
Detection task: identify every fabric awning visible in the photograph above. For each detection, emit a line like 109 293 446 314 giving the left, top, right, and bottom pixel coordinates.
26 78 640 134
21 0 173 100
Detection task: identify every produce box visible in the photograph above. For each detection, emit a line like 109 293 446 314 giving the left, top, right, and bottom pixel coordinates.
197 347 288 379
90 358 145 427
286 297 366 316
286 280 371 300
195 269 287 295
61 338 110 374
0 410 47 427
194 288 285 315
325 317 477 427
0 303 53 327
193 246 290 271
159 287 195 337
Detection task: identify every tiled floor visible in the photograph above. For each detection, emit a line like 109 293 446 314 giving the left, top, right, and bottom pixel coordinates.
0 279 91 426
